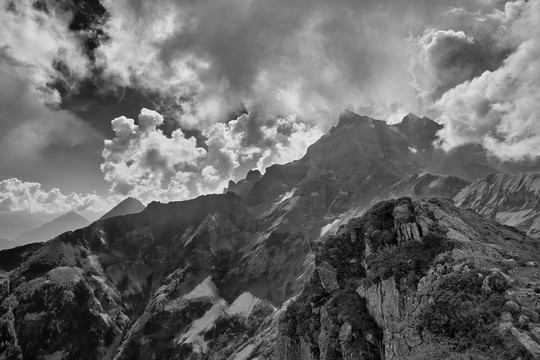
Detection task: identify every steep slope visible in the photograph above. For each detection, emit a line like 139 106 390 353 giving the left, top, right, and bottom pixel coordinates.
455 172 540 237
12 211 90 246
376 173 469 201
275 197 540 360
100 197 146 220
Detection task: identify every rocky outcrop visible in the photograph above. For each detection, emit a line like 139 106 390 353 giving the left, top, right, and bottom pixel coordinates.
278 197 540 360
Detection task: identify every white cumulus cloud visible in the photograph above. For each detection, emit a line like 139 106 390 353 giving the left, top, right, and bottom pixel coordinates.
101 108 323 202
0 178 111 215
433 0 540 160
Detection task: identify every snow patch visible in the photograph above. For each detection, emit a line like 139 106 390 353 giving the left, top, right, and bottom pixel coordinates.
184 277 219 301
178 299 227 346
320 219 340 236
278 189 296 204
233 344 255 360
228 292 260 318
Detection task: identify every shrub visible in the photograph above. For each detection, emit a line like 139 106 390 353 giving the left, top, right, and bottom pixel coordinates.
419 271 512 354
368 232 451 285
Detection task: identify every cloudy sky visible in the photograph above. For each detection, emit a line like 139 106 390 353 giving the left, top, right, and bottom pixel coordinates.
0 0 539 231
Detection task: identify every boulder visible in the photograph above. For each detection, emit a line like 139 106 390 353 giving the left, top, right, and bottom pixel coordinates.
500 311 513 322
519 315 531 328
522 306 540 323
511 327 540 359
505 301 521 314
507 291 540 312
498 321 513 335
532 328 540 344
501 258 517 270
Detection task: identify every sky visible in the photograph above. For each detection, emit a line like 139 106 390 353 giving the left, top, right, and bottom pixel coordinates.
0 0 539 234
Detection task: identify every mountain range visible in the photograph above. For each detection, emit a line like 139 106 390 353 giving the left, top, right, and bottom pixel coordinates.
0 198 146 250
10 211 90 248
1 111 539 359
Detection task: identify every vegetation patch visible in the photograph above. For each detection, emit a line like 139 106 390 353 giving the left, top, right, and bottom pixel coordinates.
367 232 452 286
418 269 528 359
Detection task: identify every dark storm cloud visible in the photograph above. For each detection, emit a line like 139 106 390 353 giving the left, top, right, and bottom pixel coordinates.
414 28 512 100
433 0 540 160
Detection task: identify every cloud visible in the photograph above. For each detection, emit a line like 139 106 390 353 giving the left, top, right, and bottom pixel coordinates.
2 0 540 217
101 108 323 202
0 1 102 161
433 0 540 160
0 178 111 214
96 0 502 128
101 108 207 200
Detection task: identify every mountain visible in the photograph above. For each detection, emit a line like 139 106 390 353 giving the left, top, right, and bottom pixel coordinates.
1 110 540 359
455 172 540 237
0 212 57 241
100 197 145 220
391 112 442 150
12 211 90 247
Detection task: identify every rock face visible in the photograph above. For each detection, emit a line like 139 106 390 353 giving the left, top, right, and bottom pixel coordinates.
1 110 540 359
454 172 540 236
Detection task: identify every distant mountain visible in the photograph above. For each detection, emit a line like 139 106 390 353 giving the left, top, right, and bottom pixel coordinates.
100 197 145 220
0 212 57 240
12 211 90 246
377 172 470 200
455 172 540 236
428 143 500 182
391 112 442 150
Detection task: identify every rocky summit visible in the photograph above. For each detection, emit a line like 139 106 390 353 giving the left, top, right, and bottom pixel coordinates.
1 111 540 360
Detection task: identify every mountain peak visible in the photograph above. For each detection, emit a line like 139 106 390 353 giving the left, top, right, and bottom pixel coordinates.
100 197 145 220
334 110 378 130
56 211 87 221
399 112 441 128
392 113 442 150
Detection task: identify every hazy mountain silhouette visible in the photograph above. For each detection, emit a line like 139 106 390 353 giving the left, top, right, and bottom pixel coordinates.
12 211 90 246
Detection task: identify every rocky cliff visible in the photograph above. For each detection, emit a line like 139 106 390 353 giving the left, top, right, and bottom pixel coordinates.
278 197 540 360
